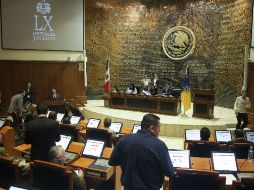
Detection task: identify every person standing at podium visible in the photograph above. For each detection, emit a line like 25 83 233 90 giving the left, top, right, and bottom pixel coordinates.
109 113 174 190
234 90 251 129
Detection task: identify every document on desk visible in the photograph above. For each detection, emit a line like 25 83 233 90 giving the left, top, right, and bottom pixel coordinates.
219 174 236 185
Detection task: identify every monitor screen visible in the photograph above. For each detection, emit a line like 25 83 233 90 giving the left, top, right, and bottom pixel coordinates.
0 120 5 128
109 122 123 133
185 129 200 141
215 130 232 143
82 139 105 158
245 131 254 143
70 116 80 125
212 152 238 173
55 135 71 151
168 150 191 168
56 113 64 122
86 118 101 128
132 124 141 134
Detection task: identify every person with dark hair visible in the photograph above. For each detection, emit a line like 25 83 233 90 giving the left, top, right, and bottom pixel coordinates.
200 127 210 141
25 103 60 161
234 129 247 143
48 111 57 121
126 84 137 94
48 146 86 190
24 104 37 123
62 117 71 124
63 101 84 120
109 113 174 190
24 82 35 106
7 90 26 135
234 90 251 129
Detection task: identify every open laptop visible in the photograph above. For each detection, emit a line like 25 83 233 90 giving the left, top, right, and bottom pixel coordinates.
168 150 191 168
70 116 81 125
211 151 238 184
86 118 101 128
215 130 232 143
245 131 254 143
82 139 105 159
185 129 200 141
0 120 5 128
9 185 39 190
55 135 77 161
56 113 65 122
132 124 141 134
109 122 123 133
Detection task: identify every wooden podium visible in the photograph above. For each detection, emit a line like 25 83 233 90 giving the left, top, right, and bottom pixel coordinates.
192 88 215 119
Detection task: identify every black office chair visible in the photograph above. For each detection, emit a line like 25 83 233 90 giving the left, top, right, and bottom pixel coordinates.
60 124 80 142
232 177 254 190
171 168 225 190
0 156 19 189
31 160 73 190
86 128 113 147
188 141 219 157
230 143 252 159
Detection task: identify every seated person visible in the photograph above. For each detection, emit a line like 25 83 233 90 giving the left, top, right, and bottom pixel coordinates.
24 104 37 123
62 117 71 125
48 146 86 190
103 117 116 138
126 84 137 94
233 129 248 143
200 127 210 141
63 102 84 120
142 82 156 95
49 89 62 100
162 83 173 95
48 111 57 121
140 74 151 90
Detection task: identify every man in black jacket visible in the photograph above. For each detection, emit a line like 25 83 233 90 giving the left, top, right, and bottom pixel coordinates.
25 103 60 161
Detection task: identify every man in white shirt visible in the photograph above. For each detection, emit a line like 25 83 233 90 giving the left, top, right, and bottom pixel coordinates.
234 91 251 129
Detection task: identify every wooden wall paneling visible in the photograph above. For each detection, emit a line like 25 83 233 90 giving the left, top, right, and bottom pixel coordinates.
0 61 85 108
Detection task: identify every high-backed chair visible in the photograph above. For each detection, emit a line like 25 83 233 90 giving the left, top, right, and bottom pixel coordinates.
232 177 254 190
188 141 219 157
31 160 73 190
86 128 113 147
0 156 19 189
60 124 80 142
230 143 252 159
171 168 225 190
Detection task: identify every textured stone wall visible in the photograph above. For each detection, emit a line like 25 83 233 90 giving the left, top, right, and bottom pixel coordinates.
85 0 251 108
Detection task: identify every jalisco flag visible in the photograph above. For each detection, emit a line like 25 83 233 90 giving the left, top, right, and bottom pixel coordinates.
104 58 111 93
181 65 191 112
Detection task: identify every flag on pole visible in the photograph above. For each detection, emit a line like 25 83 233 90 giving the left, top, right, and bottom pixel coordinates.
104 58 111 93
181 66 191 112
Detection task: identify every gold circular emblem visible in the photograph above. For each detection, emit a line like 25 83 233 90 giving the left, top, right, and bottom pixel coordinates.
162 26 196 60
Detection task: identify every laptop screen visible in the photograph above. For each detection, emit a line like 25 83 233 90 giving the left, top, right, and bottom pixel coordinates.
56 113 65 122
245 131 254 143
215 130 232 143
82 139 105 158
109 122 123 133
0 120 5 128
168 150 191 168
86 118 101 128
132 124 141 134
185 129 200 141
211 152 238 173
55 135 72 151
70 116 81 125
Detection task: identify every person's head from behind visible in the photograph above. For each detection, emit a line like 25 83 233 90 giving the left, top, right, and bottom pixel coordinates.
200 127 210 141
48 145 66 165
19 90 25 97
48 111 57 120
141 114 160 137
36 103 48 115
234 129 244 139
64 101 71 111
104 117 112 128
62 117 71 124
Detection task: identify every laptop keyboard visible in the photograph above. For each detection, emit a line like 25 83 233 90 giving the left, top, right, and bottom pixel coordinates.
88 159 111 171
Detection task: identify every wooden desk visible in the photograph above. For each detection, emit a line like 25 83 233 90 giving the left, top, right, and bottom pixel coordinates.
71 148 114 181
120 127 132 135
110 93 181 116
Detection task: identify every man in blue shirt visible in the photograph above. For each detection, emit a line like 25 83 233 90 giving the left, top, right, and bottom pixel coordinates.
109 114 174 190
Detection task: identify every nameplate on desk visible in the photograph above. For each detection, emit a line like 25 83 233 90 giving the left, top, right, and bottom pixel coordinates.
86 170 101 177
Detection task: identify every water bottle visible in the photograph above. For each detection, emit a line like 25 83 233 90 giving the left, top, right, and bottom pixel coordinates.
248 146 253 159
